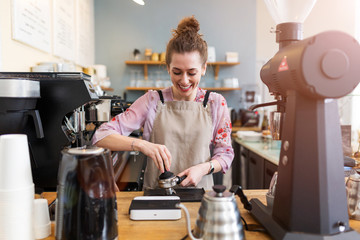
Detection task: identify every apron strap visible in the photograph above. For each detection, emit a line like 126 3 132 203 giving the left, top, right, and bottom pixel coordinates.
203 90 211 107
157 89 210 106
157 90 164 104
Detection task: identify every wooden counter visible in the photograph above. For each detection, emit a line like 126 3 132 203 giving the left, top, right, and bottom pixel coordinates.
43 190 360 240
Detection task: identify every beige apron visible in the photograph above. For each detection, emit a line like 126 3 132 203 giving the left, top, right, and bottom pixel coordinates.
143 90 214 190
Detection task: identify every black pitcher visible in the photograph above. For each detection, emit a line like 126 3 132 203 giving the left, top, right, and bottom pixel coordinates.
55 147 118 240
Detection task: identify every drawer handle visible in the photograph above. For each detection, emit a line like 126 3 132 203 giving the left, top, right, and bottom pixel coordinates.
250 158 256 165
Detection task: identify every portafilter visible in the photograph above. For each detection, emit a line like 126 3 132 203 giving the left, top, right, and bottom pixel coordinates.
158 170 186 195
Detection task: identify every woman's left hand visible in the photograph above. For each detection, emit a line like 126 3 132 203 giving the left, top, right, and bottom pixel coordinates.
177 162 209 187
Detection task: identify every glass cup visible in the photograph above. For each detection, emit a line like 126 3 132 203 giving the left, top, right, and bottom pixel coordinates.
269 111 285 140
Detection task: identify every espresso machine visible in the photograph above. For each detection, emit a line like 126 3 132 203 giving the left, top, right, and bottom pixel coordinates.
0 79 43 138
248 0 360 239
0 72 98 190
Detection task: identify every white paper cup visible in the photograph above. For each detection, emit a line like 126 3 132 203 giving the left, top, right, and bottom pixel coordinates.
0 185 35 239
0 134 33 190
33 199 51 239
0 184 34 204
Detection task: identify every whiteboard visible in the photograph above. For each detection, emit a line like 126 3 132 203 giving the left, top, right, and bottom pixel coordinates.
53 0 75 61
11 0 51 53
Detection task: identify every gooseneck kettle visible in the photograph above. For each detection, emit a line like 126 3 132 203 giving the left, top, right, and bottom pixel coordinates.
178 185 246 240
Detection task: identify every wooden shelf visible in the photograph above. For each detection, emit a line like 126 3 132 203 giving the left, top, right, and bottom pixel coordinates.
125 60 240 80
125 86 241 91
208 62 240 80
125 60 166 65
101 86 114 91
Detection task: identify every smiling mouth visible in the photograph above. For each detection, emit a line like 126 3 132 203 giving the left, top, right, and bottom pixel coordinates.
178 84 192 92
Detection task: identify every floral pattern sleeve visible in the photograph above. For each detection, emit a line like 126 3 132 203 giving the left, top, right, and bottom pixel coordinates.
208 92 234 173
92 91 157 144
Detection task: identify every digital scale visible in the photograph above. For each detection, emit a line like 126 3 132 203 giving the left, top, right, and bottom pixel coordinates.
129 196 181 220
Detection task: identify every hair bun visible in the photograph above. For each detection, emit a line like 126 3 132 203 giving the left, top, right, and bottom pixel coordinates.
174 16 200 36
166 15 207 66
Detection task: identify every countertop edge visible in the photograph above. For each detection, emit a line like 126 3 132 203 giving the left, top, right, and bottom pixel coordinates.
234 137 280 165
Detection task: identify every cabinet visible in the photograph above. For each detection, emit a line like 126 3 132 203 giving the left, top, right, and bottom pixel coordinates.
125 60 241 91
248 151 265 189
264 160 278 189
231 140 243 186
239 144 249 188
247 150 278 189
232 139 279 189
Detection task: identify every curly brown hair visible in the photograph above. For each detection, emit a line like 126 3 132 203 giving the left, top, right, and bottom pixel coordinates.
165 16 208 67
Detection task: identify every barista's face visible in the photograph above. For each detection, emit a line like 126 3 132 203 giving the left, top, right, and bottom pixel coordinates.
168 51 206 101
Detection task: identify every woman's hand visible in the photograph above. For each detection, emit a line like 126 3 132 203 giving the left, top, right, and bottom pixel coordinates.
177 162 209 187
136 140 172 173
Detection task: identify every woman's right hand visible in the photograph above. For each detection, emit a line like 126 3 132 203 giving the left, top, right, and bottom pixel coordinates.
136 140 172 173
96 135 171 173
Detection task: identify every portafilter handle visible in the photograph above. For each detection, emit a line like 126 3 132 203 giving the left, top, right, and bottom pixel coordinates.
176 175 187 185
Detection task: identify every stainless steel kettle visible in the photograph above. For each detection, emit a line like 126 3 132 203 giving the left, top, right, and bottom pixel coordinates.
178 185 245 240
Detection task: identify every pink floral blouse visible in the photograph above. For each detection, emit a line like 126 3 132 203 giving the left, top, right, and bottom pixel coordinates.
92 87 234 173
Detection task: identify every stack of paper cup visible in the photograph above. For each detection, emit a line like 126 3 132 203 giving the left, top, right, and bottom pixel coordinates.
0 134 35 240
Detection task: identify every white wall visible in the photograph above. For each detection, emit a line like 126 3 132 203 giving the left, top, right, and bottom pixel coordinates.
256 0 360 148
256 0 358 61
0 26 2 70
0 0 57 71
0 0 94 71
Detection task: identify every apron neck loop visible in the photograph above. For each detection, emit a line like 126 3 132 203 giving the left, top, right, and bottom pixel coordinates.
203 90 211 108
157 89 211 107
157 90 165 104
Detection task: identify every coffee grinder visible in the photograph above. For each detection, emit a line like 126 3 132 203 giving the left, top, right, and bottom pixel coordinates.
248 0 360 239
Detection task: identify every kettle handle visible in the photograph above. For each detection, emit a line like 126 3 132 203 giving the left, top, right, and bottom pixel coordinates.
230 185 252 211
176 203 202 240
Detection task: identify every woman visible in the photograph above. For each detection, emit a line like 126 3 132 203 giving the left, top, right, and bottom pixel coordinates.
93 16 234 190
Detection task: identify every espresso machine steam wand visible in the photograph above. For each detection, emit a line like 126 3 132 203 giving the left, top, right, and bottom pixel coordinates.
248 1 360 239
